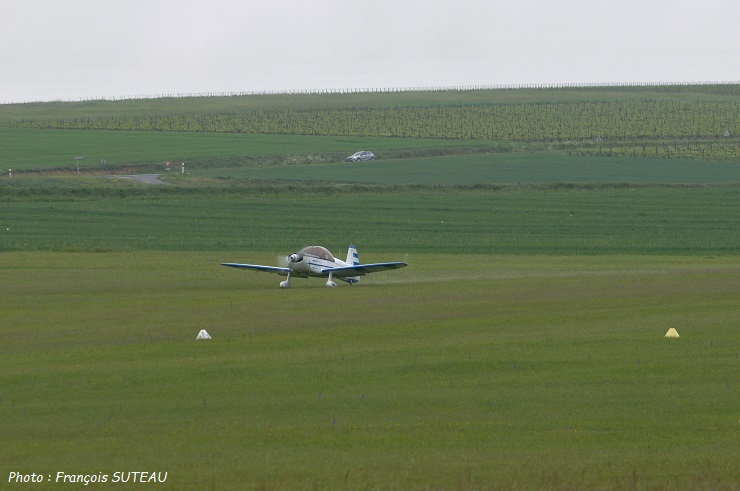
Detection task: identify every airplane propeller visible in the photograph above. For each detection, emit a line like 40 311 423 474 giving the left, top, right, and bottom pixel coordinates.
276 251 303 269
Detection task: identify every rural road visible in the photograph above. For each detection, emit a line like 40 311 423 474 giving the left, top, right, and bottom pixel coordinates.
103 174 171 185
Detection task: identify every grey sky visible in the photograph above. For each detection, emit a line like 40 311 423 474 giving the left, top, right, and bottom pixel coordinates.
1 0 738 103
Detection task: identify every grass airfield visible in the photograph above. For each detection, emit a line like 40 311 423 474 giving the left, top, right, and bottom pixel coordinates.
2 251 739 489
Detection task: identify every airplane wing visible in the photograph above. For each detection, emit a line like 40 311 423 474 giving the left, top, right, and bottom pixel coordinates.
221 263 291 275
321 262 407 278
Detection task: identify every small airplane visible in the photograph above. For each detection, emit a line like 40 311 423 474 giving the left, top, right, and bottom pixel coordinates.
222 244 407 288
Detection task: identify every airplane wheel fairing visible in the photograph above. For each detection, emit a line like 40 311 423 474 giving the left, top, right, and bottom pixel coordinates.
326 280 337 288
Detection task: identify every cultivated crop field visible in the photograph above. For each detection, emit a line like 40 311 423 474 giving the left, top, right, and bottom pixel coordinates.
1 185 740 255
1 85 739 489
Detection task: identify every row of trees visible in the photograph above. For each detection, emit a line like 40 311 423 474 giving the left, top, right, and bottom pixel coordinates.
6 99 738 143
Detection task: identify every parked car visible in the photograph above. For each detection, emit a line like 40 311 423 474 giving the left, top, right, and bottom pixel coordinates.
346 151 375 162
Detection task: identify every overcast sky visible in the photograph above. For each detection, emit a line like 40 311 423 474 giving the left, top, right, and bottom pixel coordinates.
1 0 738 103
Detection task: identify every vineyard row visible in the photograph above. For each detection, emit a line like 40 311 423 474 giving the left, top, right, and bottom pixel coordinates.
570 142 739 162
5 100 738 143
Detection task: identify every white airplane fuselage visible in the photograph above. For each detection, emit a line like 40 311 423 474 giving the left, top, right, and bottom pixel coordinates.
288 255 350 276
284 246 359 286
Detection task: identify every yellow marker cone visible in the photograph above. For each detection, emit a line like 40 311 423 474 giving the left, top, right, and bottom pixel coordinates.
665 328 680 338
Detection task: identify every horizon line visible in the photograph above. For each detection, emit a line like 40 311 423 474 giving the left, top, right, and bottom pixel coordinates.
3 80 738 105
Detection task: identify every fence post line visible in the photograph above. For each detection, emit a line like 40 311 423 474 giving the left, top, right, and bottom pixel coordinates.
47 81 738 103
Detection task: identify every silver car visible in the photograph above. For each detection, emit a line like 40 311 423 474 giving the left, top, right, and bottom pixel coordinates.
346 151 375 162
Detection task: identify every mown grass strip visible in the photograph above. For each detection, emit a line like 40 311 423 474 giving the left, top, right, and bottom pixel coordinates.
1 252 738 489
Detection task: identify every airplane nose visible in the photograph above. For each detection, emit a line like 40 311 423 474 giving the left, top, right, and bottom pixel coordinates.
288 253 303 263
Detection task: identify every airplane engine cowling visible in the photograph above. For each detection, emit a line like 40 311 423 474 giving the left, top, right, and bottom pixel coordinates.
288 253 303 263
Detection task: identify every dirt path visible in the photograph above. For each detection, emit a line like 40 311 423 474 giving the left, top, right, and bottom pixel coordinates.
103 174 171 185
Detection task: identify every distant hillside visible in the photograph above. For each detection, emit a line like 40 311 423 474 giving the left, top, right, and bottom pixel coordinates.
1 83 738 123
2 85 737 144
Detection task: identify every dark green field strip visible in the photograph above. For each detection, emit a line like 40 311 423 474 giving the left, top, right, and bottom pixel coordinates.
1 187 738 254
204 153 740 184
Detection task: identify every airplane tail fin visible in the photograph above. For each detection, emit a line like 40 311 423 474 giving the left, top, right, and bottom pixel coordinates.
347 244 359 265
344 244 360 284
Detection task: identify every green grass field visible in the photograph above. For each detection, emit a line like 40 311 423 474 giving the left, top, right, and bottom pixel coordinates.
2 252 738 489
1 85 739 489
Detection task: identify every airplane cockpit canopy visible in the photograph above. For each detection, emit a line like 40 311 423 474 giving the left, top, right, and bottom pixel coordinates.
299 246 335 261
